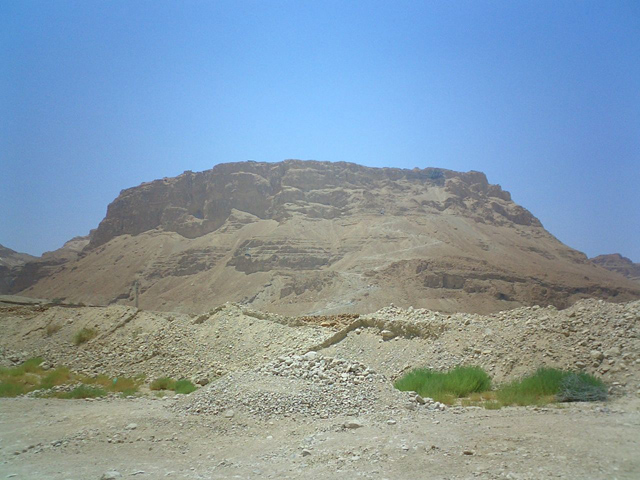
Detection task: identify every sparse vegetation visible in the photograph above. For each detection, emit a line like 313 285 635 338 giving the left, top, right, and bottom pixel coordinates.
394 366 491 404
39 367 72 389
150 376 197 394
46 322 62 336
59 385 106 399
395 366 607 408
0 357 45 397
0 358 143 398
174 379 197 394
497 368 607 406
73 327 97 345
150 376 176 390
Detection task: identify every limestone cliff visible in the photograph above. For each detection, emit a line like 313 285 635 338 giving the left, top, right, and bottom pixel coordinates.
12 160 640 314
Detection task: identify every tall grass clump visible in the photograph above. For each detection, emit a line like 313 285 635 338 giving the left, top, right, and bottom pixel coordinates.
394 366 491 404
39 367 72 389
150 376 176 391
73 327 97 345
173 379 197 394
60 385 106 399
84 374 141 396
150 376 197 394
0 358 44 397
497 368 606 405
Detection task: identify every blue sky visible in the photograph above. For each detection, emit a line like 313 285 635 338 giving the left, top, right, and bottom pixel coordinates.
1 0 639 261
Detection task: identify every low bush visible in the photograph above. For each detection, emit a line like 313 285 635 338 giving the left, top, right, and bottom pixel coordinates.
497 368 606 406
0 381 29 397
73 327 97 345
174 379 197 394
557 372 607 402
39 367 72 389
84 374 141 395
394 366 491 404
60 385 106 399
150 376 197 394
46 323 62 336
0 357 43 378
150 376 176 391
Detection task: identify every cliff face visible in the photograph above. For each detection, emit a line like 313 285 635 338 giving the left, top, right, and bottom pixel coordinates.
89 161 537 248
14 160 640 314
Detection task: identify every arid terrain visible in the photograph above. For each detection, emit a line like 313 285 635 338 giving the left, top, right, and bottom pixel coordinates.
2 161 639 315
1 161 639 479
1 297 639 479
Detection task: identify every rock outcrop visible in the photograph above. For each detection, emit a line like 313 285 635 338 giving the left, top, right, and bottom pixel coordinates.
591 254 640 283
9 160 640 314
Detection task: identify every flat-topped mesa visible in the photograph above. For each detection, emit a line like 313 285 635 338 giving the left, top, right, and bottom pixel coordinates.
89 160 539 248
13 159 640 314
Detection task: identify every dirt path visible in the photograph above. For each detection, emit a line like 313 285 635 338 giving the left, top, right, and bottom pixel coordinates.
2 396 639 479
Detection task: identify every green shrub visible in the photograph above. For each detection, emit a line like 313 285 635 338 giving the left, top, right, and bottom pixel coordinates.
0 357 43 377
111 377 139 393
73 327 97 345
60 385 106 399
0 381 29 397
497 368 606 406
150 376 176 391
21 357 44 372
557 372 607 402
173 379 197 394
39 367 72 389
394 366 491 404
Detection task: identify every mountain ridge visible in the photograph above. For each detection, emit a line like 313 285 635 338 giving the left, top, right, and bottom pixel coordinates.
5 160 640 314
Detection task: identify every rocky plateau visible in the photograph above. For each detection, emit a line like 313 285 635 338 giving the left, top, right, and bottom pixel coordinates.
2 160 639 315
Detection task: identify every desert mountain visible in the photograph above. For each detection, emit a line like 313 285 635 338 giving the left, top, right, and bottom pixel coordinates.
0 245 37 294
591 254 640 283
0 244 36 268
9 160 640 314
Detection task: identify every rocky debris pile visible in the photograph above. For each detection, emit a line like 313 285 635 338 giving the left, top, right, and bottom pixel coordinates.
396 391 447 411
259 351 377 386
0 303 333 382
330 299 640 392
177 353 413 419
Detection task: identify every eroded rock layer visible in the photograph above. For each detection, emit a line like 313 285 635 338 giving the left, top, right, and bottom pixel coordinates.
10 160 640 314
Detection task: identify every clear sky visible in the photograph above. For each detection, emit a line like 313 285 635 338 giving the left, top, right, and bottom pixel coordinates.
1 0 639 261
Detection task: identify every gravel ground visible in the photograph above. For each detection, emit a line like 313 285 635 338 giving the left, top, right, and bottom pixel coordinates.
2 395 639 479
1 299 639 479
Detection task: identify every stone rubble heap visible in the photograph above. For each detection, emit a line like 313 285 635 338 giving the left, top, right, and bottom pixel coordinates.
259 351 377 386
177 352 433 419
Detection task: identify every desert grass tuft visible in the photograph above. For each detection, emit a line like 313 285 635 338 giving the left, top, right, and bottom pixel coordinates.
173 379 197 394
497 368 606 406
73 327 97 345
394 366 491 404
46 323 62 336
59 385 106 399
150 376 176 391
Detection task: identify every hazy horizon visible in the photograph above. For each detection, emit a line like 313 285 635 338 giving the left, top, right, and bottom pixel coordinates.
2 1 639 261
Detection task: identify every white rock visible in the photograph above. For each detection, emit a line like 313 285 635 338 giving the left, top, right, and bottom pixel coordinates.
100 471 122 480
